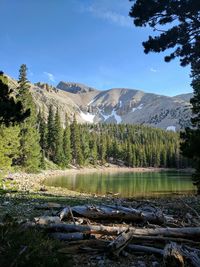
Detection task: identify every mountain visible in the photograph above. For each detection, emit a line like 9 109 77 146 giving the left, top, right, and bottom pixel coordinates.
6 77 192 131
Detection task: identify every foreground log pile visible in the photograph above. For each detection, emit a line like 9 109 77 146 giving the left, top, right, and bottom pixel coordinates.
18 201 200 266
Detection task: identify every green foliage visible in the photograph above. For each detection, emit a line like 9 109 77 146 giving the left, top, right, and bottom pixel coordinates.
0 125 20 170
129 0 200 67
37 109 47 169
47 105 56 160
0 72 29 126
16 64 41 172
130 0 200 190
63 114 72 167
99 133 107 164
34 106 188 169
54 108 64 166
70 115 83 166
90 134 98 165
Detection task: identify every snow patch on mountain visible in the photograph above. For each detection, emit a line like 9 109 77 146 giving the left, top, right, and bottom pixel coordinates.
98 107 122 124
111 110 122 124
166 126 176 132
132 103 143 112
80 111 95 123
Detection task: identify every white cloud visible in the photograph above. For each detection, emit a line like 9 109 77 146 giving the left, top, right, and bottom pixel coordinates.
83 5 132 28
43 72 56 82
150 68 158 73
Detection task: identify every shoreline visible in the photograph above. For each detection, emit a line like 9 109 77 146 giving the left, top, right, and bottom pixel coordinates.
7 165 194 196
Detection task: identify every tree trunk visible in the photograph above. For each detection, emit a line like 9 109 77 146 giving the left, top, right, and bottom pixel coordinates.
45 223 200 240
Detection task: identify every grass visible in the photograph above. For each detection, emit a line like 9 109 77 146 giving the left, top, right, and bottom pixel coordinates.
0 224 72 267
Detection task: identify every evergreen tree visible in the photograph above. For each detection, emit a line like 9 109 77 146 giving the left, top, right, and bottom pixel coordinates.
70 114 83 166
47 105 56 160
37 109 47 169
126 141 133 167
54 108 64 166
16 64 41 172
81 129 90 165
90 136 98 165
130 0 200 190
0 72 30 126
38 109 47 151
0 125 20 170
129 0 200 67
99 133 107 164
63 114 72 167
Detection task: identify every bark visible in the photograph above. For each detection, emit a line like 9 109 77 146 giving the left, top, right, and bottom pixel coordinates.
34 216 61 225
107 229 133 256
71 205 165 224
163 242 184 267
181 246 200 267
60 207 70 221
49 232 92 241
45 223 200 240
127 244 163 256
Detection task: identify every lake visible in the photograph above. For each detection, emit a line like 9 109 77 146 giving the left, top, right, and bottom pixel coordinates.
45 171 196 197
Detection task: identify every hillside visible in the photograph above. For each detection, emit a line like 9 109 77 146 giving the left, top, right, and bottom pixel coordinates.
7 76 192 131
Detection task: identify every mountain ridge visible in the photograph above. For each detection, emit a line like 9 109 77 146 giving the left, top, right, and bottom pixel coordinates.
6 75 192 131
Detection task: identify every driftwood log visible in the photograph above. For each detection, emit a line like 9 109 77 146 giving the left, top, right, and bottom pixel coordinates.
107 229 133 256
71 205 165 224
50 232 93 241
163 242 184 267
44 223 200 240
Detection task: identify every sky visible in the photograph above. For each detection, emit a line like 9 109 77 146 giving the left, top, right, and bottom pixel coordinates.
0 0 192 96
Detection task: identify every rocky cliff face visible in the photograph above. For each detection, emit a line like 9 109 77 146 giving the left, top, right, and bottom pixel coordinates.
7 77 192 131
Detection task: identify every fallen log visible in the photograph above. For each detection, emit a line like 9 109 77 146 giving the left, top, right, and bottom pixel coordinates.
58 239 107 254
107 229 133 256
50 232 93 241
127 244 163 256
131 234 200 245
45 224 200 240
181 246 200 267
34 216 61 225
48 226 200 266
34 202 65 210
163 242 184 267
60 207 70 221
71 205 165 225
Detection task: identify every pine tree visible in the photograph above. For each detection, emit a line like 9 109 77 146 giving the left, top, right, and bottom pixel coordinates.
70 114 83 166
16 64 41 172
126 141 133 167
0 72 30 126
99 133 107 165
38 109 47 169
181 62 200 190
90 136 98 165
81 129 90 165
38 109 47 151
63 114 72 167
47 105 56 160
0 125 20 170
54 108 64 166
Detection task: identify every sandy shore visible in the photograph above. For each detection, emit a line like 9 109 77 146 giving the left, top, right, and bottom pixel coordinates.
7 165 193 196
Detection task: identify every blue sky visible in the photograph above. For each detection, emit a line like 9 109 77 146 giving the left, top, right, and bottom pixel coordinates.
0 0 192 96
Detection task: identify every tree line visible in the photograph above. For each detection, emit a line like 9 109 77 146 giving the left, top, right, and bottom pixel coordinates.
0 65 191 172
39 111 190 169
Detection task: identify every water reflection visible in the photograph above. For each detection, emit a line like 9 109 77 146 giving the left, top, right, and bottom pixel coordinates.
45 171 195 197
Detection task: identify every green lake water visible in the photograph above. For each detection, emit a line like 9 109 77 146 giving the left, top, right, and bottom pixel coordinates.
45 171 196 197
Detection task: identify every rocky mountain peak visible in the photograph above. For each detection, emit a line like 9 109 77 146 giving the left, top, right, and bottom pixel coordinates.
57 81 97 94
4 75 193 131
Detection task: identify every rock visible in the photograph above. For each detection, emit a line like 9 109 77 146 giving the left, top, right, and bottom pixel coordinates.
137 261 146 267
